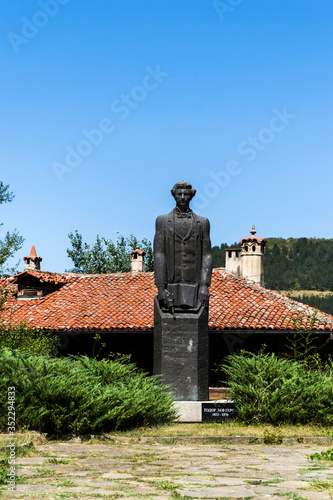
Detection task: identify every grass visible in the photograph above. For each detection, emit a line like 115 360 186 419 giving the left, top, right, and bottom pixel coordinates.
0 439 36 457
171 494 193 500
102 422 333 439
43 494 119 499
33 466 58 476
0 440 36 487
275 493 308 500
172 497 254 500
2 422 332 444
299 464 330 473
57 479 79 487
263 430 283 444
0 462 7 486
306 479 333 493
281 290 333 296
247 478 284 486
150 479 179 491
46 457 73 464
0 433 46 451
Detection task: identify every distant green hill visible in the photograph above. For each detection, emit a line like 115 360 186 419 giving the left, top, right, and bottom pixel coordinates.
286 292 333 316
212 237 333 291
211 242 238 269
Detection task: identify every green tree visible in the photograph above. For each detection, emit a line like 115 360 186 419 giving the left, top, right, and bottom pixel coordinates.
285 311 319 363
0 290 60 356
212 242 239 268
0 323 60 356
66 230 154 273
0 181 24 276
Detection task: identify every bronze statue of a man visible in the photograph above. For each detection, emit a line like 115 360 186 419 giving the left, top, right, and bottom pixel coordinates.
154 181 212 311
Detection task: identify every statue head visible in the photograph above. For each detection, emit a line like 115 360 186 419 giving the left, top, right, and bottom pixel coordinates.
171 181 196 211
171 181 196 200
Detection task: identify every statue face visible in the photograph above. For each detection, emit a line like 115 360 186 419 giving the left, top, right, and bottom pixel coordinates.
174 188 192 209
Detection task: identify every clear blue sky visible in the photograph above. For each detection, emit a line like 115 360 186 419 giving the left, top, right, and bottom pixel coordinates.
1 0 333 272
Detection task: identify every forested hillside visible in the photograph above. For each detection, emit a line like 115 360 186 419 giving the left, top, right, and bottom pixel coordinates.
212 237 333 291
287 293 333 316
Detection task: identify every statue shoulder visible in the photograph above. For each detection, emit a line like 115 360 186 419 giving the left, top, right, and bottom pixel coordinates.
195 214 210 226
155 212 173 227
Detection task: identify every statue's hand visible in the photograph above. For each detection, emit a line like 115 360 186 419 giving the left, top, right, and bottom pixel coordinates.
158 287 173 308
198 284 209 307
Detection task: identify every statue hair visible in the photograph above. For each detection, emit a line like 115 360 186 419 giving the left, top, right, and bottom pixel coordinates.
171 181 196 199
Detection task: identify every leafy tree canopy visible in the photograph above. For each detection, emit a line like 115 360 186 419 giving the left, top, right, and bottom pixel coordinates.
0 181 24 276
66 230 154 274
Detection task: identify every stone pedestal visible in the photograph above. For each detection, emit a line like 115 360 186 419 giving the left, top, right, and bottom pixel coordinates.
153 296 209 401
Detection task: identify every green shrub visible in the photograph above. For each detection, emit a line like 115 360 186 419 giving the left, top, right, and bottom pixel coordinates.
308 449 333 461
0 289 60 356
263 429 283 444
0 322 60 356
285 311 319 362
0 349 176 435
222 351 333 424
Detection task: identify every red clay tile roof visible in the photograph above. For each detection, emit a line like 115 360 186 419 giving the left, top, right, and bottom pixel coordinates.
10 271 74 285
1 269 333 332
209 270 333 331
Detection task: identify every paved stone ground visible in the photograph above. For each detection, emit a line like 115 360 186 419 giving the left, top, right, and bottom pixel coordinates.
1 438 333 499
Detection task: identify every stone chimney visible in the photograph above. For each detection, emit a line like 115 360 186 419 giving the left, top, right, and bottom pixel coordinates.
240 225 266 286
23 246 42 271
130 245 146 272
225 248 241 277
225 225 266 285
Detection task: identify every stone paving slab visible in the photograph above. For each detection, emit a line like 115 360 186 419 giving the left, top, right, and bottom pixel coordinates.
179 485 254 497
1 440 333 498
101 471 134 479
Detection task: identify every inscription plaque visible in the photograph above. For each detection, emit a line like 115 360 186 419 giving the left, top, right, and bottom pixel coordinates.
202 402 237 422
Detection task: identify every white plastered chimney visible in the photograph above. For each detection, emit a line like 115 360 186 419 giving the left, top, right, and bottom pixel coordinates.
225 225 266 286
130 245 146 272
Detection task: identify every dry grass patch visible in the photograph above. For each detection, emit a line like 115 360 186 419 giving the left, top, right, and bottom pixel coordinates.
107 422 333 439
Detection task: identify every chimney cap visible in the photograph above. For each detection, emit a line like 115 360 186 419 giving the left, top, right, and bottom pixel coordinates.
23 245 42 271
23 245 42 262
239 225 266 245
130 244 146 256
